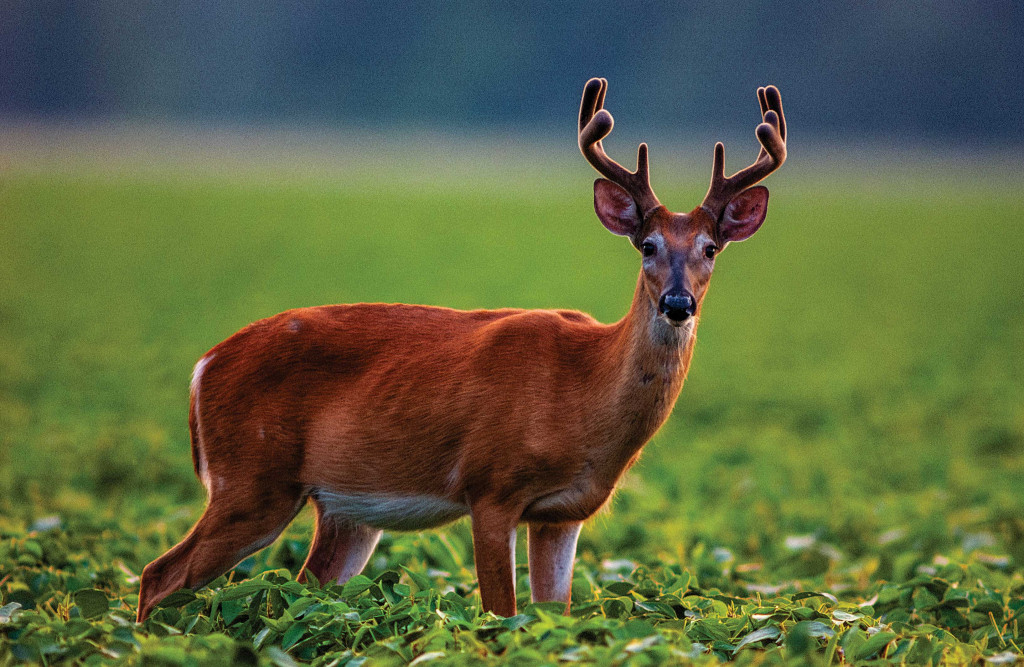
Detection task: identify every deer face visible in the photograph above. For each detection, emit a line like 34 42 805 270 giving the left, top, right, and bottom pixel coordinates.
593 179 769 326
578 77 785 326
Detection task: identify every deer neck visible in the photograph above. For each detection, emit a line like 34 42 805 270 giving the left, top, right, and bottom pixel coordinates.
603 274 698 463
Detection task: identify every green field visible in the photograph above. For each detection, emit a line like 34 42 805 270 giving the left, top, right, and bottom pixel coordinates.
1 155 1023 665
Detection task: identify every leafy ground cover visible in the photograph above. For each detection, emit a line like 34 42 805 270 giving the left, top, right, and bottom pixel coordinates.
1 155 1023 664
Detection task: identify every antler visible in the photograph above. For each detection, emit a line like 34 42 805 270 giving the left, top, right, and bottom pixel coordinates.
578 78 661 216
701 85 787 217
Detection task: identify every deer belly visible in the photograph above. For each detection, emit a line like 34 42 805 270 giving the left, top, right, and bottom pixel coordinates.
522 477 613 523
311 488 469 531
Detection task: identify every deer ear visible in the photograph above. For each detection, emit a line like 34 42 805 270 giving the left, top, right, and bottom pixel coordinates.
720 186 769 243
594 179 641 237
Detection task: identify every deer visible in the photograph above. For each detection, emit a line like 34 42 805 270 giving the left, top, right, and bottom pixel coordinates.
136 78 787 622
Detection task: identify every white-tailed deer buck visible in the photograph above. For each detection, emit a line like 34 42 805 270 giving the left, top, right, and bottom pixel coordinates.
137 79 787 621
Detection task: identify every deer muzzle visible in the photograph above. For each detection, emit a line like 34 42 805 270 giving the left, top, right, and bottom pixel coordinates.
658 292 696 324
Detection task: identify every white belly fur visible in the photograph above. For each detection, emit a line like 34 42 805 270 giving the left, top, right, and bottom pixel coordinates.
312 489 469 531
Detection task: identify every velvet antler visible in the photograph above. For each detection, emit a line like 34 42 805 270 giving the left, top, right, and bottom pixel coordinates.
701 85 787 218
578 78 662 217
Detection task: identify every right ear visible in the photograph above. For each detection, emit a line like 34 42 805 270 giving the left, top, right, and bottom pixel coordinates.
594 179 641 237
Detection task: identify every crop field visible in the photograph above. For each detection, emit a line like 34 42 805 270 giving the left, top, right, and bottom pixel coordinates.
1 149 1023 665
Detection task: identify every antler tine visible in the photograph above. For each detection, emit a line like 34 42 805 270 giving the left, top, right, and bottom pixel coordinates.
702 85 787 217
578 78 661 216
756 86 786 154
765 85 786 141
578 77 603 134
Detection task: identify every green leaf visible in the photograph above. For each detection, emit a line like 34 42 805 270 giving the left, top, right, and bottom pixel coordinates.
401 566 433 593
938 606 968 628
219 579 273 601
785 621 813 656
913 586 940 610
253 626 274 650
266 645 298 667
803 621 835 638
823 626 843 665
786 620 834 656
281 620 308 649
21 540 43 559
261 614 293 633
73 588 109 619
854 631 896 660
284 596 316 619
973 598 1004 615
0 602 22 624
500 614 534 631
734 625 781 651
219 598 245 625
601 597 633 618
663 572 693 594
341 575 375 598
634 600 676 617
687 619 731 643
620 619 656 638
156 589 197 609
876 586 902 605
792 591 838 603
791 606 818 620
604 581 636 596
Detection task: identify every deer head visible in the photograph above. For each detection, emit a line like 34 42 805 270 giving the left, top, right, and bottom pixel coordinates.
579 78 787 326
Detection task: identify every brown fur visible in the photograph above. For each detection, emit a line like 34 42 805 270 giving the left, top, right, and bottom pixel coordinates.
137 79 786 622
135 207 729 621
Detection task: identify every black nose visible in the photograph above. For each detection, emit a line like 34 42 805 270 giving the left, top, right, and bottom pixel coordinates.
659 293 696 321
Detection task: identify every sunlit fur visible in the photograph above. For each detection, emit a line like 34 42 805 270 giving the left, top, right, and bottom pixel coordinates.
136 153 773 625
189 354 214 493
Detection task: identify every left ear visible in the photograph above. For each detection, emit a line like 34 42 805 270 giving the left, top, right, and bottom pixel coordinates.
720 186 769 243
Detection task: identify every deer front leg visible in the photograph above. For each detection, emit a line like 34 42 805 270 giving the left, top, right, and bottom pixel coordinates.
528 521 582 612
470 502 519 617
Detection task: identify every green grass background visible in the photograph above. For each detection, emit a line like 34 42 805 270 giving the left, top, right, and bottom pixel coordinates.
1 156 1023 663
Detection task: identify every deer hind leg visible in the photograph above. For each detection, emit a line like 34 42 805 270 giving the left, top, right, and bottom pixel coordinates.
528 521 582 612
136 483 305 622
299 500 382 585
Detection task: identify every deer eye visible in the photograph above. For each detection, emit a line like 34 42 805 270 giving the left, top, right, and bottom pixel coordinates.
641 241 657 257
704 245 718 259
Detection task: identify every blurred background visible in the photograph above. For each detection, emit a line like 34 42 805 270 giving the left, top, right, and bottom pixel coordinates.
1 0 1023 594
2 2 1022 143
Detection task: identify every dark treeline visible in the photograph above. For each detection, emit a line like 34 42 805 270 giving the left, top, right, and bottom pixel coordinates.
1 1 1021 142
